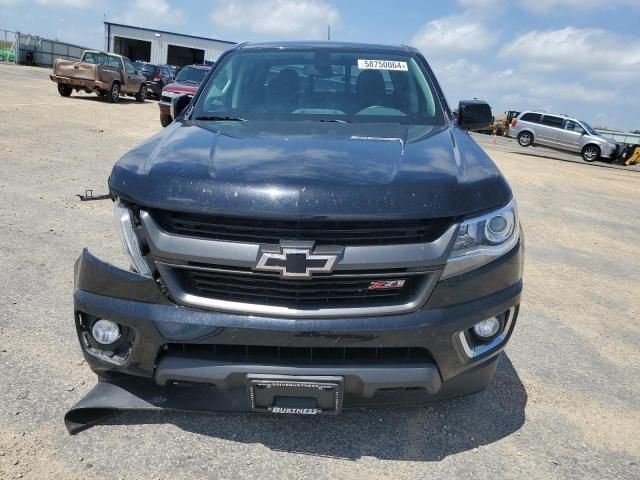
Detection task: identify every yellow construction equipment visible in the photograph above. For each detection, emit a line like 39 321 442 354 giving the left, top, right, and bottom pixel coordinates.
625 146 640 166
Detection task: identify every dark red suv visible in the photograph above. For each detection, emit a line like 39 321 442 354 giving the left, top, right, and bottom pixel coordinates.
159 64 211 126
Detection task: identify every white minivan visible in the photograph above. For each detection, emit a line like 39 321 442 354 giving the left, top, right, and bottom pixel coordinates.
509 111 619 162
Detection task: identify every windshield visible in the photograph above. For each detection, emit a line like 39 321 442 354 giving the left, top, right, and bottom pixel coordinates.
579 120 598 136
176 66 209 84
193 49 444 125
133 62 156 72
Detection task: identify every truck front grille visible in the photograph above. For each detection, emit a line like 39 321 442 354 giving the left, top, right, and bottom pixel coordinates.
150 209 452 246
174 267 423 309
165 343 433 365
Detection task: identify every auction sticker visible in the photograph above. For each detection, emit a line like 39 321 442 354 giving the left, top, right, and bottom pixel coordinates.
358 59 408 71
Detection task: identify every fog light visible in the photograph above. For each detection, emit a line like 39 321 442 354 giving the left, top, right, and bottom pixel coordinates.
91 319 121 345
473 317 501 339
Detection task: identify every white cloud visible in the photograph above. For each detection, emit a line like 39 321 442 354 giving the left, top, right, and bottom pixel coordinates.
500 27 640 77
431 56 619 123
114 0 184 27
457 0 502 9
410 14 497 55
210 0 340 40
520 0 640 13
34 0 93 6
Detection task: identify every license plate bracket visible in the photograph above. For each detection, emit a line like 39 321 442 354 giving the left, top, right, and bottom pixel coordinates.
247 374 343 415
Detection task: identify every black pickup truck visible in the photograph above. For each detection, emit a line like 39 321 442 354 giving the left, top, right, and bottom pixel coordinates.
69 41 523 427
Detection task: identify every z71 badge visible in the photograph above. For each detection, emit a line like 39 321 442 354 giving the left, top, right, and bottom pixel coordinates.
368 279 406 290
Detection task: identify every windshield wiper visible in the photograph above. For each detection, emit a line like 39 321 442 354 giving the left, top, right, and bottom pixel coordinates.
194 115 246 122
318 118 351 124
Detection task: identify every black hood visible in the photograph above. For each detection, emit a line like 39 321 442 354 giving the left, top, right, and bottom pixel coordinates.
109 120 511 219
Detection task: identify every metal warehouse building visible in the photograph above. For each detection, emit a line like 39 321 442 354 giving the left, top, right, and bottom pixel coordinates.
104 22 235 66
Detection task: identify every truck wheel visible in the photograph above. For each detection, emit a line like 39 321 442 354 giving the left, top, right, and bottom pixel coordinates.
135 84 147 103
517 131 532 147
582 145 600 162
107 82 120 103
57 83 72 97
160 114 173 127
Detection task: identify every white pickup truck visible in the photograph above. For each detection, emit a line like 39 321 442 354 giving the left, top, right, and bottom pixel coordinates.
50 50 147 103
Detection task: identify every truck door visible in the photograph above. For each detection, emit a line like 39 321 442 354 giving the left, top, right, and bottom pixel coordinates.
123 58 141 93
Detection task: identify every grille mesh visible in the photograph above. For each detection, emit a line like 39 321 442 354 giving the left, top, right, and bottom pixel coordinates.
175 268 422 309
150 210 452 246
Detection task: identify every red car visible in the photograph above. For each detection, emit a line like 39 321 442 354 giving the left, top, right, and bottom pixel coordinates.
159 64 211 127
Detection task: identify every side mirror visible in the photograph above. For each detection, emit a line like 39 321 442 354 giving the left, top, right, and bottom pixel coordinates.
171 94 191 119
457 100 492 131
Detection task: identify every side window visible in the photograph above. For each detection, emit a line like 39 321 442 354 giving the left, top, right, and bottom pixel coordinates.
520 112 541 123
564 120 585 134
108 56 121 68
83 52 98 64
124 59 135 75
541 115 564 128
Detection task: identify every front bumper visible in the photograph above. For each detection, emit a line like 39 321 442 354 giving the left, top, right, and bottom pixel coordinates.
73 238 523 402
600 143 619 159
159 101 171 115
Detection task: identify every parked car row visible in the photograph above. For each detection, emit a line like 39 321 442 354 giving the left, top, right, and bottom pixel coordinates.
49 50 212 128
132 61 175 98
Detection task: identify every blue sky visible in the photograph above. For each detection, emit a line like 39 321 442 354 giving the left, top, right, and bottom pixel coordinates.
3 0 640 130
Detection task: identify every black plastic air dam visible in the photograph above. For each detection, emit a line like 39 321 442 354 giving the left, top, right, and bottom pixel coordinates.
64 355 500 434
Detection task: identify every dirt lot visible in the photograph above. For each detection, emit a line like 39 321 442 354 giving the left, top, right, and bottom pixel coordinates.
1 64 639 480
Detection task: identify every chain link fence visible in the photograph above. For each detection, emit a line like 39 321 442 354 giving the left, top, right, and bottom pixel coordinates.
1 28 89 67
0 29 17 63
16 33 87 67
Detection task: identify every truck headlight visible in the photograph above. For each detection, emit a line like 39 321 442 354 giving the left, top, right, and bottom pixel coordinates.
441 199 519 279
113 200 152 277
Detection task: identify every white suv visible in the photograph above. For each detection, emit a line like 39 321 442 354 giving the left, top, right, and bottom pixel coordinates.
509 111 619 162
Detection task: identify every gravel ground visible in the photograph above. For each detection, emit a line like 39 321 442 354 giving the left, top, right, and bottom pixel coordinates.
0 64 638 480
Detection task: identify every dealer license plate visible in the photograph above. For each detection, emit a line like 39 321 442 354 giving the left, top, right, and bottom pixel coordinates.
247 374 343 415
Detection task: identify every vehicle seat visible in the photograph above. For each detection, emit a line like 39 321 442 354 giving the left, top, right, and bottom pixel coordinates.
355 70 386 111
265 69 301 112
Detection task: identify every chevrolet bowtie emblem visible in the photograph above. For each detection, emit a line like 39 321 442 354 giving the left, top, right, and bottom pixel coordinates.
255 242 343 278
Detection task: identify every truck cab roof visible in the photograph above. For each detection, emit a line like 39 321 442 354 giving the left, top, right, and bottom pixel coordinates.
238 41 420 54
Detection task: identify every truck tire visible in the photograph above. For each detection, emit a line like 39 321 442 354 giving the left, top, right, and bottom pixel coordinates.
582 145 600 162
160 114 173 127
135 84 147 103
57 83 72 97
107 82 120 103
517 131 533 147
